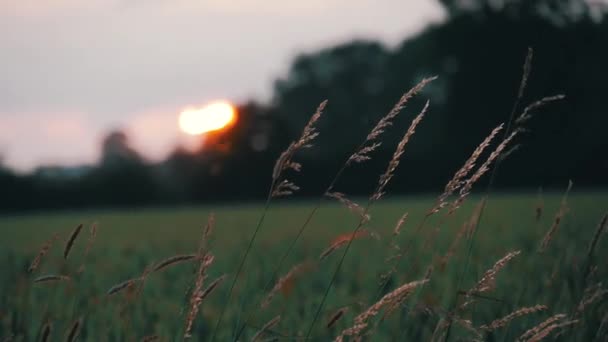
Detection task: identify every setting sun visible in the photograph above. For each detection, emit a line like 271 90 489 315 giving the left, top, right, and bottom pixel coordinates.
178 101 236 135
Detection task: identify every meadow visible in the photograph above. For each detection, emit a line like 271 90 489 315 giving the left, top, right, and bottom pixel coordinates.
2 51 607 341
0 192 607 341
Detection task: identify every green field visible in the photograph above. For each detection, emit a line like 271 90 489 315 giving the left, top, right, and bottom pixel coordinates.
1 192 607 341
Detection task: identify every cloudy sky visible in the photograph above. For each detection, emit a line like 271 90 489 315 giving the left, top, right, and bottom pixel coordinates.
0 0 444 172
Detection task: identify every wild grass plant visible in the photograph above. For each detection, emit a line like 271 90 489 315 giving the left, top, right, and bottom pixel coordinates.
0 49 606 341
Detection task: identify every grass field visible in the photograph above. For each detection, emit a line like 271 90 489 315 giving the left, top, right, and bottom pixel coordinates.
1 192 607 341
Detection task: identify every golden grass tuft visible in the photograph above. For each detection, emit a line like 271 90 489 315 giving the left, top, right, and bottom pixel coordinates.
335 279 428 341
271 100 327 198
429 124 503 216
184 254 216 338
468 250 521 296
348 77 436 165
372 100 430 201
518 313 567 341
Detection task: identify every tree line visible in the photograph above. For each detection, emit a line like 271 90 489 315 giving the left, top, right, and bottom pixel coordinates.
1 0 607 212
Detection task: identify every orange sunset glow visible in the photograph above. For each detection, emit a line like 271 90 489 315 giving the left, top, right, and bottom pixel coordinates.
178 101 237 135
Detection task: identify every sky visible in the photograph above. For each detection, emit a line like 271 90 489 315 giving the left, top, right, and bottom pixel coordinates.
0 0 444 172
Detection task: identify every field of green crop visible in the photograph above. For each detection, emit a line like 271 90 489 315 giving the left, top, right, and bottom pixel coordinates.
1 192 607 341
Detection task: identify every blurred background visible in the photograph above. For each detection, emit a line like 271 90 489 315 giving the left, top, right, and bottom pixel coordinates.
1 0 607 212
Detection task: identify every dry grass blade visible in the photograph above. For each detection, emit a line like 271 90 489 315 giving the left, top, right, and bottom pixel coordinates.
320 230 369 260
327 307 349 329
107 278 139 296
480 305 547 331
439 199 486 272
518 314 567 341
468 250 521 296
539 181 573 252
261 262 310 308
517 48 534 101
200 213 215 253
29 233 58 273
451 131 518 212
65 317 82 342
200 274 225 300
326 192 370 222
64 223 83 260
515 94 566 126
526 319 578 342
576 284 607 314
392 213 408 237
535 187 544 222
33 274 70 283
372 100 430 201
78 223 98 273
587 212 607 259
335 279 428 341
184 254 216 338
152 254 197 273
141 335 159 342
251 315 281 342
40 321 52 342
271 100 327 197
429 124 503 216
349 76 437 164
